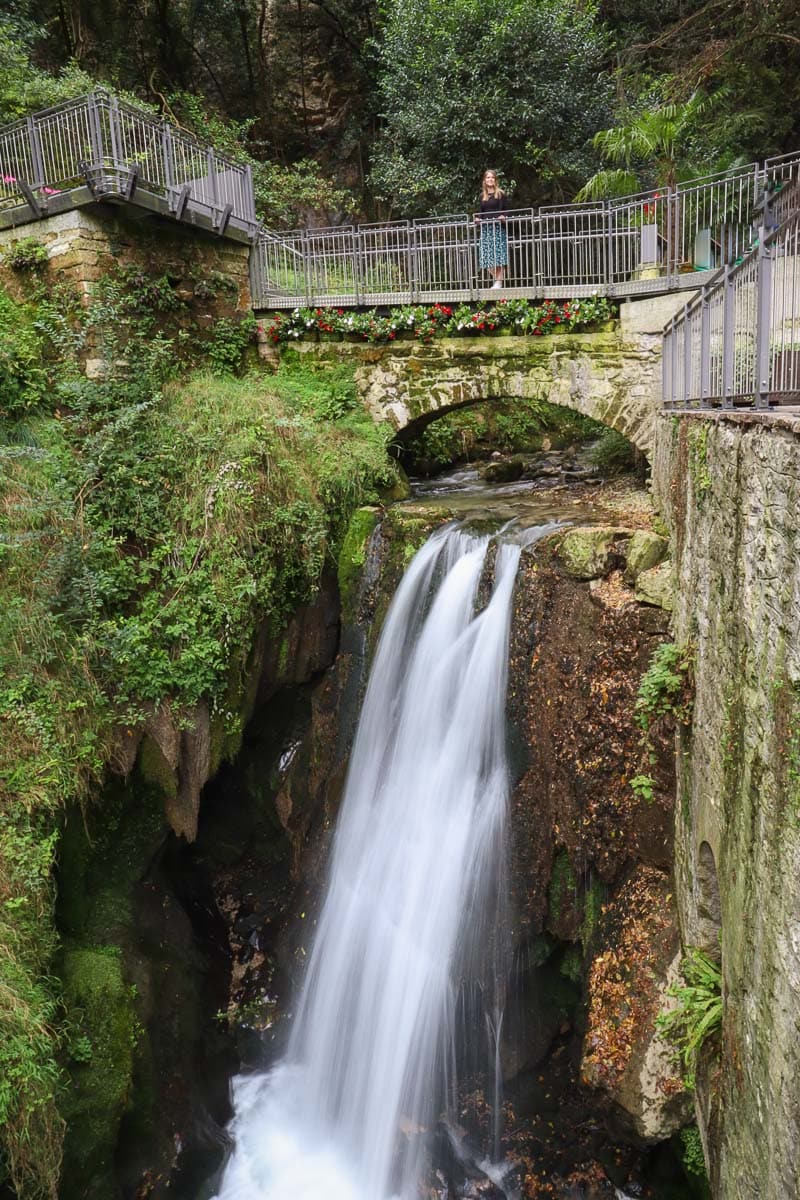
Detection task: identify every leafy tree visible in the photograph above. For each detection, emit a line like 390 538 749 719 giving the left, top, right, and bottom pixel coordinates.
0 13 95 125
369 0 612 215
575 91 721 199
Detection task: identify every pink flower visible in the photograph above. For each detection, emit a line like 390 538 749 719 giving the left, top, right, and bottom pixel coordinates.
40 186 60 196
2 175 17 185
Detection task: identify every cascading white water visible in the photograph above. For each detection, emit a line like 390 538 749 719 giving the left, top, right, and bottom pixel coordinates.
214 524 527 1200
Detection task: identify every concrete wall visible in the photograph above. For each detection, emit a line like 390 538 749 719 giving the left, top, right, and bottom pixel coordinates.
652 410 800 1199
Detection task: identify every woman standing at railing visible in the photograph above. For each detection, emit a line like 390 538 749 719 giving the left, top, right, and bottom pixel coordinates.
476 169 509 288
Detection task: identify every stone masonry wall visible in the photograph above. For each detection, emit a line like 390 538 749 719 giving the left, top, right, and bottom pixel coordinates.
652 410 800 1199
0 207 251 311
287 303 667 455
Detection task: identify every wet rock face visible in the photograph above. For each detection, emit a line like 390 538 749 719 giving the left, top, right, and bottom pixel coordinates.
503 525 684 1160
507 531 674 938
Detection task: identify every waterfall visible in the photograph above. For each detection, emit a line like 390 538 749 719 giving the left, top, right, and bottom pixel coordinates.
214 523 527 1200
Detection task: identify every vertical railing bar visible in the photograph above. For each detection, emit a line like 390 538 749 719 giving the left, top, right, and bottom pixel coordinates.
722 265 735 408
755 228 773 408
700 287 711 407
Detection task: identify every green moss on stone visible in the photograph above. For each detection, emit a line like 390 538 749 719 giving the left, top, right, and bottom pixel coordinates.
548 848 578 925
338 506 382 623
137 734 177 803
59 945 138 1199
635 561 675 611
556 527 620 580
581 875 606 954
624 530 669 584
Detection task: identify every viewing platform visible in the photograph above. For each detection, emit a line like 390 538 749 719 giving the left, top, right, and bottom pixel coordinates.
2 92 800 411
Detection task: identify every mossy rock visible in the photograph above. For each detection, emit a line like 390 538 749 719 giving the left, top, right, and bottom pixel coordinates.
338 505 382 623
482 457 524 483
59 946 137 1199
555 527 622 580
635 561 675 612
624 530 669 585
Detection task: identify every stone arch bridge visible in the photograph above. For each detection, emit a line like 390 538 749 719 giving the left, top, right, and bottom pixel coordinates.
287 297 676 457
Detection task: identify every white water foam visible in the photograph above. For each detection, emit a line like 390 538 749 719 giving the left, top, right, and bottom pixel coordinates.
214 524 527 1200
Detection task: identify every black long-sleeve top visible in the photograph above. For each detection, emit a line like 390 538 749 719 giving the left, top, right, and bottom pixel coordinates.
478 194 510 219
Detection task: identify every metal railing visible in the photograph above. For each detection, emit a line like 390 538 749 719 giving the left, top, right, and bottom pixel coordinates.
663 184 800 409
0 91 258 238
251 154 800 308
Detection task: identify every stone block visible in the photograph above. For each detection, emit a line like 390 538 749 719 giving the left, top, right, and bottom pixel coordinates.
624 531 669 585
556 527 625 580
634 560 674 611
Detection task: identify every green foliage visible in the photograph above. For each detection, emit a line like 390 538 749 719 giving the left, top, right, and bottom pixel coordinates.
635 642 694 732
3 237 49 272
680 1124 710 1187
0 292 50 415
0 15 95 125
576 92 725 198
206 315 257 375
589 428 637 475
370 0 612 213
168 92 356 229
0 270 396 1196
629 773 655 804
657 948 723 1089
688 424 712 501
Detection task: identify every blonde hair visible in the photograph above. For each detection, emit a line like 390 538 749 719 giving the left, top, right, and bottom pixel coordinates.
481 169 504 202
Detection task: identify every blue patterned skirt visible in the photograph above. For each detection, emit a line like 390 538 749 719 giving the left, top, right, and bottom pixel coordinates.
479 221 508 268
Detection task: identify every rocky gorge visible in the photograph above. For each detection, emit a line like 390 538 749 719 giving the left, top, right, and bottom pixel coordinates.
49 455 708 1200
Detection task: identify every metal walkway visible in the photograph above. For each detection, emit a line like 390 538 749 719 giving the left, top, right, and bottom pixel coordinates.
250 157 800 310
0 91 258 244
663 180 800 410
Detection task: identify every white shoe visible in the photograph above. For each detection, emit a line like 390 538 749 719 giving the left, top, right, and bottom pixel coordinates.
491 280 503 289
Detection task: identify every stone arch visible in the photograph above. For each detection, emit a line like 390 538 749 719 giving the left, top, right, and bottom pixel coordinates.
349 335 660 457
695 840 722 960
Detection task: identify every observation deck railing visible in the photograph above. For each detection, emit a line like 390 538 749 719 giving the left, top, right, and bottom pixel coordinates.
662 182 800 410
250 154 800 309
0 91 259 241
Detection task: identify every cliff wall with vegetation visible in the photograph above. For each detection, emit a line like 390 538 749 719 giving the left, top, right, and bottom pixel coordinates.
652 412 800 1199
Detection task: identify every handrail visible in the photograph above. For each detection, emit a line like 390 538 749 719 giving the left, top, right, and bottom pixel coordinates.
0 90 259 236
251 155 800 307
662 181 800 410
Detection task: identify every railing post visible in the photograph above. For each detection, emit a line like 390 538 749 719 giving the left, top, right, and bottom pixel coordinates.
663 321 672 409
671 314 679 406
755 228 773 408
699 287 711 407
300 229 312 303
108 95 122 167
207 147 219 208
722 264 735 408
26 115 45 190
410 221 419 305
88 92 105 168
605 200 613 288
244 162 256 223
682 303 692 407
354 227 363 306
161 121 175 189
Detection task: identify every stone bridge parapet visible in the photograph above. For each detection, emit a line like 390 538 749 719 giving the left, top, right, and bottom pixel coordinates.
289 297 685 458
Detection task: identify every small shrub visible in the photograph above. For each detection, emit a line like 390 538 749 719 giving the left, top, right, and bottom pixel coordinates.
657 948 722 1089
636 642 694 732
589 427 636 474
4 236 49 272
